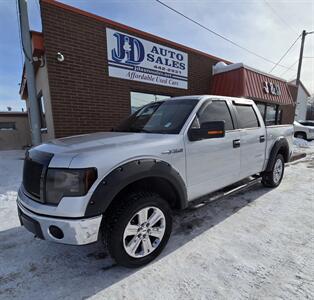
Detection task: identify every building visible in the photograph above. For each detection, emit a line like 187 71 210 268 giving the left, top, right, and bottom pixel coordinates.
211 63 295 125
288 80 311 121
20 0 295 141
0 112 31 150
306 95 314 120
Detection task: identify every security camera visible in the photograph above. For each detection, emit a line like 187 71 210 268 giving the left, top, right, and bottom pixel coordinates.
56 52 64 62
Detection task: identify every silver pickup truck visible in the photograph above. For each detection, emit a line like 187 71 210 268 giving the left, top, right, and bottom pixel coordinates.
17 95 293 267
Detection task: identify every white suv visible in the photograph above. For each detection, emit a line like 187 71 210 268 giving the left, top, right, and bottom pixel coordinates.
294 121 314 140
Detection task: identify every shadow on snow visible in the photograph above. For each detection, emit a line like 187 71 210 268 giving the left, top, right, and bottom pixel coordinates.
0 183 271 299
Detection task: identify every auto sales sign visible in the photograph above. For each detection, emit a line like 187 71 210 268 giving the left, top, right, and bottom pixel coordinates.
106 28 188 89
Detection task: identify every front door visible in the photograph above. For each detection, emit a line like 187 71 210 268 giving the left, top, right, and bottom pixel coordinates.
184 99 241 201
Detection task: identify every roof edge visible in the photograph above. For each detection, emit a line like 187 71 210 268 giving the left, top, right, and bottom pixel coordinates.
213 62 290 83
40 0 231 64
0 111 28 115
288 79 311 97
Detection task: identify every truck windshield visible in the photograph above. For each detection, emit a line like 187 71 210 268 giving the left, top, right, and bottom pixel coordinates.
115 99 198 134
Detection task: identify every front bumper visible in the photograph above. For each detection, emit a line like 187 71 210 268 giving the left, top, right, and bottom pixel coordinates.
17 197 102 245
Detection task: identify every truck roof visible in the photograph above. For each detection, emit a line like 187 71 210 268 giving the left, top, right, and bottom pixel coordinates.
166 95 255 105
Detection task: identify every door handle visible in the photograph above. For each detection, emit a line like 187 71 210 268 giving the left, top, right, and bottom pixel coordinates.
233 139 241 148
260 135 265 143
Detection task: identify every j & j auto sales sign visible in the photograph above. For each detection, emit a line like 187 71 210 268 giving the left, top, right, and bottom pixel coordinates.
106 28 188 89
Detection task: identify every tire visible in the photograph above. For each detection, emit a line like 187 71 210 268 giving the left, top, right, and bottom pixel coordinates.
295 132 307 140
262 154 285 188
103 191 172 268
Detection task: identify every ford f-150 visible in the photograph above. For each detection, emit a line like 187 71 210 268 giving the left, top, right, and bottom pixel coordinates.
17 95 293 267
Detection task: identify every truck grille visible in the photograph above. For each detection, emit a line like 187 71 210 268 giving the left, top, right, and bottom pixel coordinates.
23 159 44 199
22 150 53 202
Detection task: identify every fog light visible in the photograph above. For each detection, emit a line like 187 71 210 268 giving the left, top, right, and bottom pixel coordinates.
49 225 64 239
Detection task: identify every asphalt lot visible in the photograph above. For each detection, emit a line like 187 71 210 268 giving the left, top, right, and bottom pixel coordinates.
0 145 313 300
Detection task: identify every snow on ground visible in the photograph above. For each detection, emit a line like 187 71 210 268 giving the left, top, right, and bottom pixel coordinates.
0 142 313 300
293 137 312 150
0 150 25 232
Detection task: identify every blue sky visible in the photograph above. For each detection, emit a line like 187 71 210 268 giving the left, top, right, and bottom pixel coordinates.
0 0 313 111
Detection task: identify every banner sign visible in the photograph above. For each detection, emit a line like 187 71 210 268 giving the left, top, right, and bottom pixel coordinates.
106 28 188 89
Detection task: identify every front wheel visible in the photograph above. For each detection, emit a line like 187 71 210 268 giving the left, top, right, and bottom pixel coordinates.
262 154 285 187
103 191 172 268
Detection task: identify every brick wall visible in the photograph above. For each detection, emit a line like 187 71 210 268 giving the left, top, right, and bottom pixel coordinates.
40 0 222 138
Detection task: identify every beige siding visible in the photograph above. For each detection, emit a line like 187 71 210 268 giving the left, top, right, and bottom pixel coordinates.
35 61 55 141
0 114 31 150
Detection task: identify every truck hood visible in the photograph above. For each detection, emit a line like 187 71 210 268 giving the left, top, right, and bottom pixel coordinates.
47 132 170 151
35 132 180 168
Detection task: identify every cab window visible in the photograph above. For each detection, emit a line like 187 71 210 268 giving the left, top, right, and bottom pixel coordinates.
194 100 234 131
235 104 260 129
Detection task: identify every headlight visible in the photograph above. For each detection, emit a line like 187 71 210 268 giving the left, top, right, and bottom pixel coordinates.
45 168 97 205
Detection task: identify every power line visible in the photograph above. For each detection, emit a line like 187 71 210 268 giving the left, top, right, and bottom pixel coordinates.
279 59 298 77
155 0 292 70
279 57 314 77
263 0 298 34
269 34 301 73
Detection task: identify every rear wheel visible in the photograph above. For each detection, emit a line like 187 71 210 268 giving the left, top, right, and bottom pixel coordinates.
103 191 172 268
295 132 307 140
262 154 285 187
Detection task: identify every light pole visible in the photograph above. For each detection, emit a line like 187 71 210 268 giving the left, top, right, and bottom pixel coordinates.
18 0 42 145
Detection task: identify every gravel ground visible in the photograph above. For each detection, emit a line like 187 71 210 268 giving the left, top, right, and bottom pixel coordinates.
0 143 313 300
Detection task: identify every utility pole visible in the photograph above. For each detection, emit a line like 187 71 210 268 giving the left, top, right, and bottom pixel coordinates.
294 30 314 120
296 30 314 86
18 0 41 145
296 30 306 87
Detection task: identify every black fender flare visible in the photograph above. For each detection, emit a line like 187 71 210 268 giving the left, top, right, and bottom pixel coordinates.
84 159 188 217
265 137 290 172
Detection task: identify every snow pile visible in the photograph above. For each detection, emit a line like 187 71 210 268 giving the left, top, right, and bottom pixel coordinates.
293 137 310 148
0 150 24 231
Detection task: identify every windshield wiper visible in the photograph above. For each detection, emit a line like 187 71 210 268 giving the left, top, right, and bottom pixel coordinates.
139 129 154 133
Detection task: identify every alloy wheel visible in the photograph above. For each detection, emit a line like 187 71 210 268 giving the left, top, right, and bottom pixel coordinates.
123 206 166 258
273 158 283 184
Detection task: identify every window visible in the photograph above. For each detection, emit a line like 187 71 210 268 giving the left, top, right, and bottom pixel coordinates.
130 92 170 113
255 102 281 125
37 93 47 130
256 103 266 119
0 122 16 130
277 108 283 124
265 104 277 126
235 105 259 129
116 99 198 134
300 121 314 126
196 100 234 131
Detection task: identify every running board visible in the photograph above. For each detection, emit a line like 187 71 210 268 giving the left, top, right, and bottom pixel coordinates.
188 176 261 209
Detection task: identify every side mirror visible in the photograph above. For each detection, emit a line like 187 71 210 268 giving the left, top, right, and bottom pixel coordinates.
188 121 225 141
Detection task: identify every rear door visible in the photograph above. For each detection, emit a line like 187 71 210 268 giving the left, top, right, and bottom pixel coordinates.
184 99 241 201
233 102 266 179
